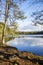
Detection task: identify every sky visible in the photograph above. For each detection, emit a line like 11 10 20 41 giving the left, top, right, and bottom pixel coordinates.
17 0 43 31
0 0 43 31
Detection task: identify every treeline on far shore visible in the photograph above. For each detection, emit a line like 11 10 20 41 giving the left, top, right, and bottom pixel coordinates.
15 31 43 35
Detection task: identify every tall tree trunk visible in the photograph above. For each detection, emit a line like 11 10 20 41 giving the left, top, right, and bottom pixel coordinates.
2 0 9 45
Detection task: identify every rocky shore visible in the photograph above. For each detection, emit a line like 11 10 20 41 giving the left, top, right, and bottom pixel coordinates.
0 45 43 65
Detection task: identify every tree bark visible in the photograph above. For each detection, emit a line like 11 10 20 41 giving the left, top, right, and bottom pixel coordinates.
2 0 9 45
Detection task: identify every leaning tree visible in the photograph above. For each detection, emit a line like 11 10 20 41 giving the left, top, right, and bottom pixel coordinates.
0 0 26 45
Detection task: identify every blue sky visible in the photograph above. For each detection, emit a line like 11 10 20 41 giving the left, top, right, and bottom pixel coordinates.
0 0 43 31
17 0 43 31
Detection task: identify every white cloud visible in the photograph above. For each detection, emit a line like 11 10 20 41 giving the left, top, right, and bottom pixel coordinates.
18 23 43 31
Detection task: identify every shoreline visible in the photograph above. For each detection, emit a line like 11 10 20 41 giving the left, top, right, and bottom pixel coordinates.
0 45 43 65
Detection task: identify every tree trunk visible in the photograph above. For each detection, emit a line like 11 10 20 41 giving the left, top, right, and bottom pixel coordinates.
2 0 9 45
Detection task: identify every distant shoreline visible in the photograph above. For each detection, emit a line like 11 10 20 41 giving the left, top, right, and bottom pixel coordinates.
15 31 43 35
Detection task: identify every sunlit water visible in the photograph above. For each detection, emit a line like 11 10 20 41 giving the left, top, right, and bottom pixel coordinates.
7 35 43 56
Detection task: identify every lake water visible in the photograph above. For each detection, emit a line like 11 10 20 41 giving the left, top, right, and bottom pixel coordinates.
7 34 43 56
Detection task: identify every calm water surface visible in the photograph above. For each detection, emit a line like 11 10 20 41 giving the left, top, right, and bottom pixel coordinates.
7 35 43 56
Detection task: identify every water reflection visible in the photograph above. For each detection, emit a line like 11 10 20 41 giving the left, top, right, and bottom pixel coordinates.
7 35 43 56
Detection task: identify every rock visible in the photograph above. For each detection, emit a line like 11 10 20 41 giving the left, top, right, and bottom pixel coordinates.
0 45 43 65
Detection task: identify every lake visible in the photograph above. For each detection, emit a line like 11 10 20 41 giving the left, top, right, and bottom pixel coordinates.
7 34 43 56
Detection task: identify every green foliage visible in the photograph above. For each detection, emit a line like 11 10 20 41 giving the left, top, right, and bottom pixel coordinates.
0 22 18 43
31 10 43 25
0 22 4 35
19 0 26 3
0 0 26 44
14 11 26 20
